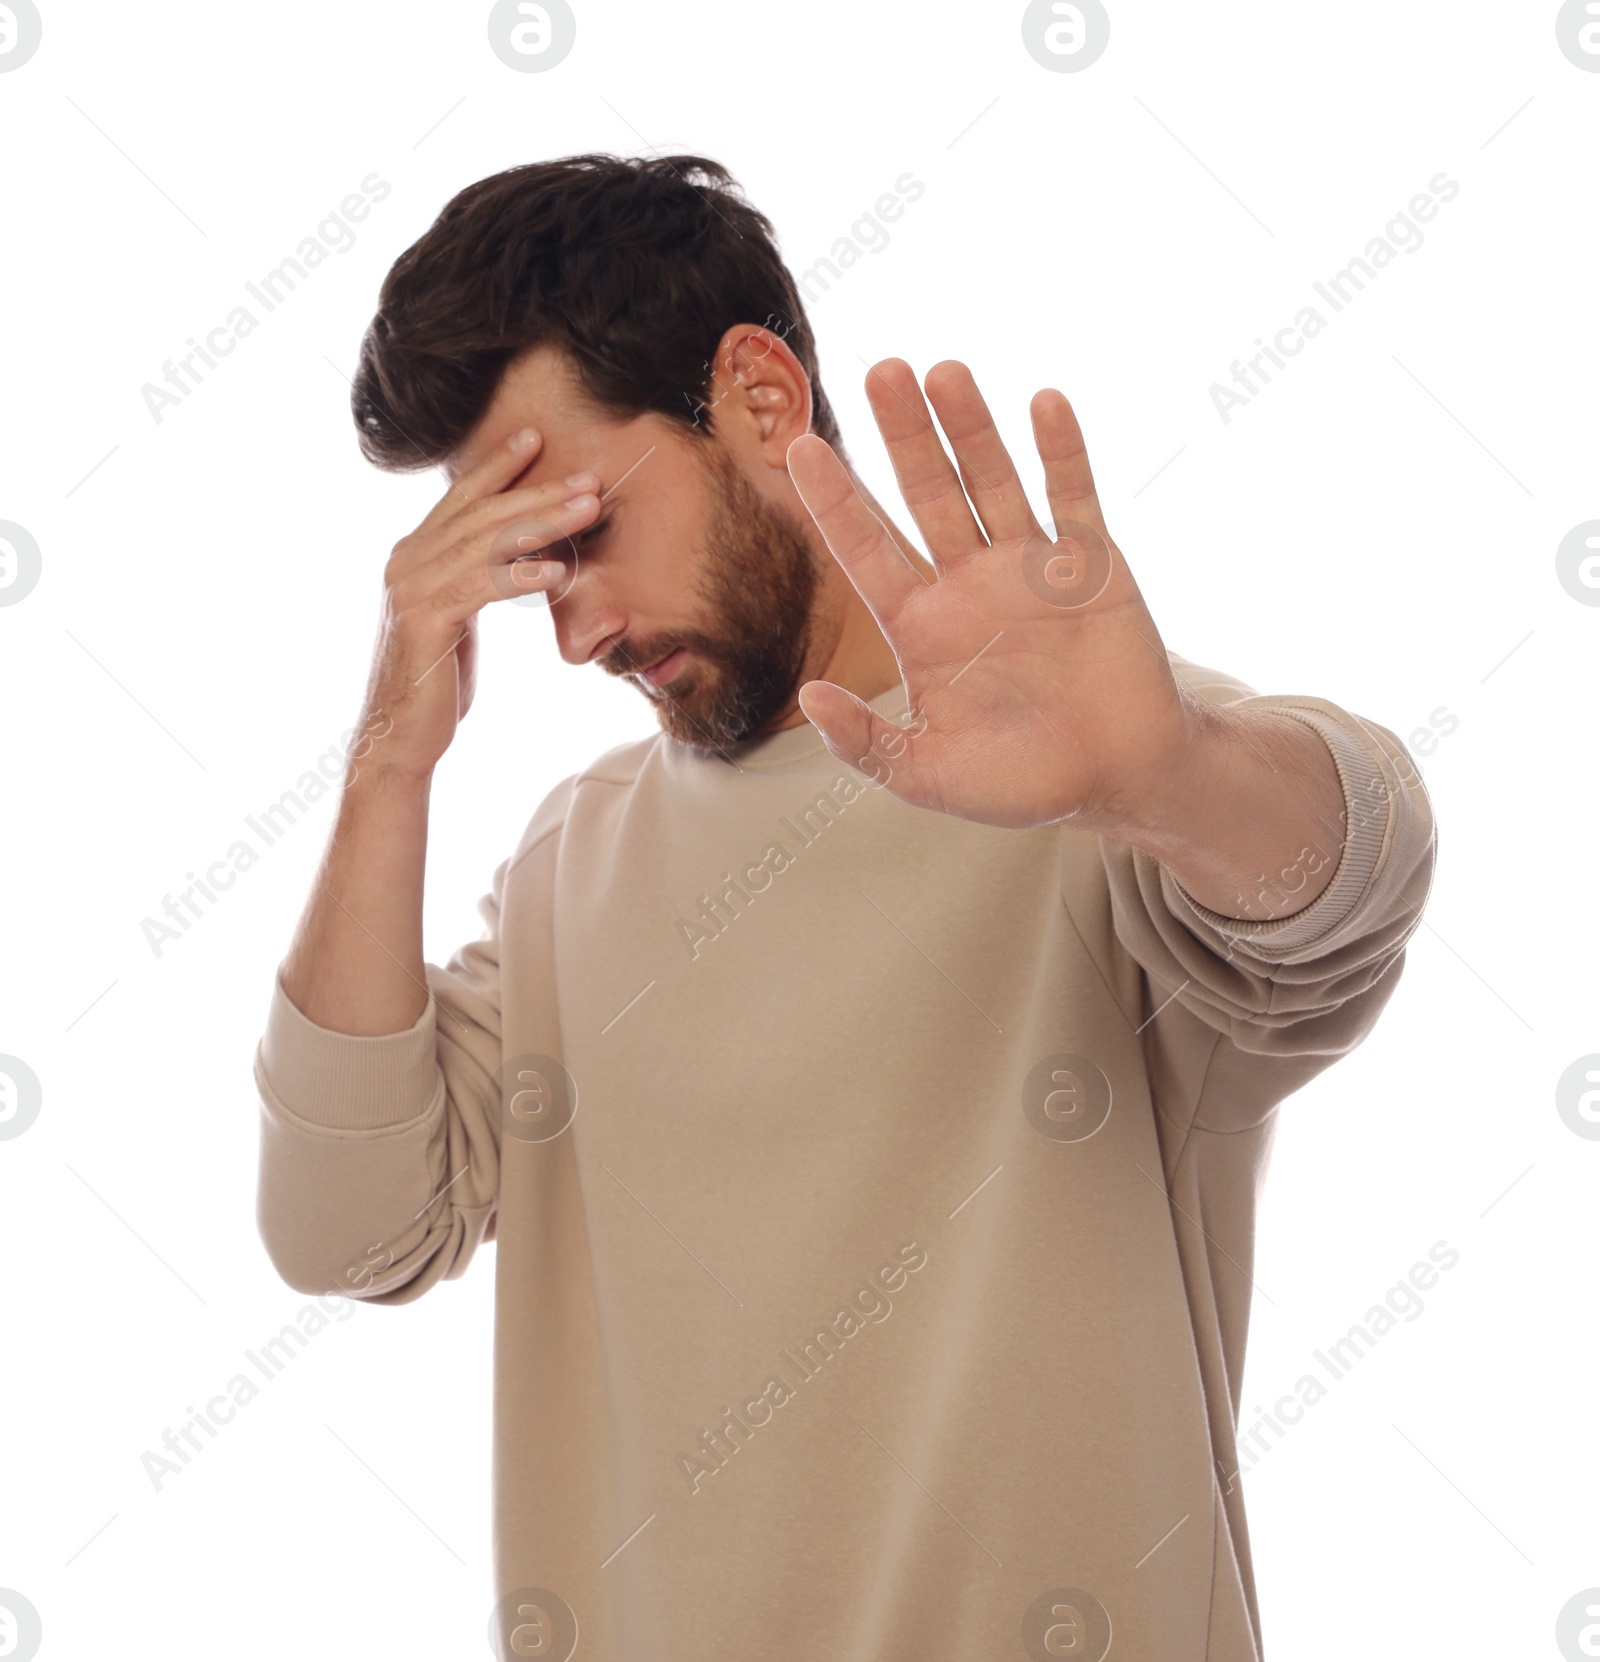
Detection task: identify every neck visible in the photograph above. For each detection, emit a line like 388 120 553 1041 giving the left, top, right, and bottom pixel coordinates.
758 477 931 735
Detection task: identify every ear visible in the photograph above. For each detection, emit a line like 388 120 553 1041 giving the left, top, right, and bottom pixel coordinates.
703 322 814 467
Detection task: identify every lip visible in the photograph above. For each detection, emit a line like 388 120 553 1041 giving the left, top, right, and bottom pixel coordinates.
638 646 688 689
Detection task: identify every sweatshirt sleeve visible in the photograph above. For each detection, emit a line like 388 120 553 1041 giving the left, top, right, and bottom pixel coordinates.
1095 653 1437 1133
253 779 572 1303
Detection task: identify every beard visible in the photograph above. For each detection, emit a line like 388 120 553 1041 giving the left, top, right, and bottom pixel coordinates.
602 438 821 754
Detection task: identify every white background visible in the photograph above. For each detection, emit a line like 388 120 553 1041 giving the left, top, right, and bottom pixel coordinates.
1 1 1596 1657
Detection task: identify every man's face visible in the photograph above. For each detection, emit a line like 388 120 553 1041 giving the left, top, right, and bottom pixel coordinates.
446 345 824 754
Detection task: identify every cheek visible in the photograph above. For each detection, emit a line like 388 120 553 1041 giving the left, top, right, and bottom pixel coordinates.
626 511 715 611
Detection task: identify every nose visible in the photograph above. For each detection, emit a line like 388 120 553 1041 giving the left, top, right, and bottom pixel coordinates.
546 561 627 668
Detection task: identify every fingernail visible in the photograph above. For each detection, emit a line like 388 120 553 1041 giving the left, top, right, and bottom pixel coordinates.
512 559 553 585
563 492 596 511
564 471 598 489
508 427 539 453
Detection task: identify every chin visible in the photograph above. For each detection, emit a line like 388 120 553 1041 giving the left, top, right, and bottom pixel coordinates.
656 702 740 753
651 682 762 753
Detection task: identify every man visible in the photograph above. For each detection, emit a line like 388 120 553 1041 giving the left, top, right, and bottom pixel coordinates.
254 153 1435 1661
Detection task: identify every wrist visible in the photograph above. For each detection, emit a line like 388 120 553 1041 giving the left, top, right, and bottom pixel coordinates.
1091 691 1217 848
344 753 437 798
1118 706 1346 921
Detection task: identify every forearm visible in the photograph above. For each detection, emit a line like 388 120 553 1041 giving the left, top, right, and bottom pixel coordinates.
279 761 434 1035
1116 701 1348 923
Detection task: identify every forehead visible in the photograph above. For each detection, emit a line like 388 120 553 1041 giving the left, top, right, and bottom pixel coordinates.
445 344 659 484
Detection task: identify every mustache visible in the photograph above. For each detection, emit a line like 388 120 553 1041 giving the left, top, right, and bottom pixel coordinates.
601 635 714 678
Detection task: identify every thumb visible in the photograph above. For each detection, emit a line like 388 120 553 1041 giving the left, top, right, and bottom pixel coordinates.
797 679 920 789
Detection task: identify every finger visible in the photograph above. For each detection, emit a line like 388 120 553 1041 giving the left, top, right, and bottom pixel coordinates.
437 469 602 554
391 491 601 617
796 679 927 796
923 361 1042 546
787 434 925 626
1030 389 1108 541
500 556 569 599
393 476 601 587
419 424 550 536
862 358 985 567
477 492 601 604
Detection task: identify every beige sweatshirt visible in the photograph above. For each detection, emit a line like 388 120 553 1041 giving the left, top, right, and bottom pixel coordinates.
253 651 1436 1661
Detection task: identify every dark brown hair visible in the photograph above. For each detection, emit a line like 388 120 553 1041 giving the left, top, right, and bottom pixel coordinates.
350 152 842 470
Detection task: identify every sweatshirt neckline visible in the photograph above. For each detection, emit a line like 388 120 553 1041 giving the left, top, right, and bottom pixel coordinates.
701 680 911 771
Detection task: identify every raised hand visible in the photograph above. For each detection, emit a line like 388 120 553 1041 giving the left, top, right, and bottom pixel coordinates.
786 359 1199 836
363 426 602 782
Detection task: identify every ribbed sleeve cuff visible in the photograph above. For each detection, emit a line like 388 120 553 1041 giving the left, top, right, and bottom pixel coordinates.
254 972 445 1133
1163 704 1391 959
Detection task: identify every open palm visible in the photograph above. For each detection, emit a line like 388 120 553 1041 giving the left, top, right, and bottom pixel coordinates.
787 359 1198 834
